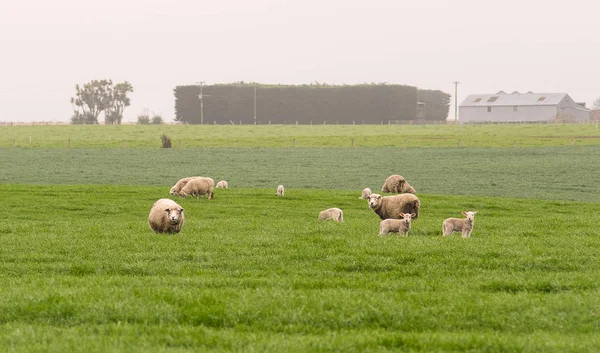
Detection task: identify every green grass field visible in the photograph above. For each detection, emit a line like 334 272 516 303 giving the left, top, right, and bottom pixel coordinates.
1 124 599 352
2 123 600 148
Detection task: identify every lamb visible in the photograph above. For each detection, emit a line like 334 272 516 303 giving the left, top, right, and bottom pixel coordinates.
381 174 416 194
179 177 214 200
379 212 415 236
367 193 420 220
359 187 372 199
318 208 344 222
148 198 184 234
276 184 285 197
169 176 214 196
442 211 478 238
216 180 229 189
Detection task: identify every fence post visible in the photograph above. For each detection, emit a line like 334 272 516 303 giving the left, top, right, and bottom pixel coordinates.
293 139 296 148
68 139 71 148
571 138 574 146
29 136 31 143
351 139 354 148
514 140 517 148
404 139 407 148
179 140 181 148
458 139 462 148
233 142 236 148
13 139 16 147
122 139 125 148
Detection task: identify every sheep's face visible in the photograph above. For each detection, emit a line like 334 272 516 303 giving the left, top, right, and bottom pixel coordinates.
461 211 477 223
166 207 184 224
399 212 416 227
362 188 372 196
367 194 383 209
403 185 416 194
169 187 178 196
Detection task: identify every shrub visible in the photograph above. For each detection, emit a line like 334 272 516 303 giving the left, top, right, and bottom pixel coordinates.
137 115 150 124
161 134 172 148
151 115 164 125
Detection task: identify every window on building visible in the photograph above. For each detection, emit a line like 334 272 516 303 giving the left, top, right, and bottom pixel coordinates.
487 107 492 112
537 96 546 102
474 98 482 103
487 96 499 102
513 106 518 112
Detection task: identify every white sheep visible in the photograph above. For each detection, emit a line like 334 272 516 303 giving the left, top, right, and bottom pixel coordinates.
318 208 344 222
442 211 478 238
359 187 372 199
367 193 420 220
169 176 214 196
276 185 285 197
148 198 184 234
179 177 214 200
216 180 229 189
379 212 415 236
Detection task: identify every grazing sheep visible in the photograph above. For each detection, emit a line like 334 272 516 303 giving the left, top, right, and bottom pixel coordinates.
379 212 415 236
442 211 478 238
169 176 214 196
318 208 344 222
148 198 184 234
216 180 229 189
367 193 420 220
381 174 416 194
276 185 285 197
359 187 372 199
179 177 214 200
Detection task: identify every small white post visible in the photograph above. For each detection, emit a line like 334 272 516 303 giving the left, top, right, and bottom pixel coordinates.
29 136 31 143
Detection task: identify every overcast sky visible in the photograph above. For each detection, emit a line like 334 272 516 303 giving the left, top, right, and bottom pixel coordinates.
1 0 599 122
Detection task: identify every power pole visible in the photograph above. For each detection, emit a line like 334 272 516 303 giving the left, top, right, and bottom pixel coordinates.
253 86 257 124
196 81 205 125
453 81 460 123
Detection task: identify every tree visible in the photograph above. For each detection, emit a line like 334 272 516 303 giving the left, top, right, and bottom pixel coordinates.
70 80 133 125
151 115 164 125
594 97 600 109
105 82 134 125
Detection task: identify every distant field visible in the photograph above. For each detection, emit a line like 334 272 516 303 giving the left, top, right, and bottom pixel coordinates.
1 185 599 352
1 123 600 148
1 146 598 202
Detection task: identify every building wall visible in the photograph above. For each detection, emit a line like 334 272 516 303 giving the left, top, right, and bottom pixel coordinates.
557 99 591 121
459 105 558 123
592 110 600 121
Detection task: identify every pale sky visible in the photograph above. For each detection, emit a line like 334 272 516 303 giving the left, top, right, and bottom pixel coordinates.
1 0 599 123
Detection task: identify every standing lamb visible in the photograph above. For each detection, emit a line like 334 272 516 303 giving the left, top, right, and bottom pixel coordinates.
169 176 214 196
179 177 214 200
379 212 415 236
367 193 420 220
318 208 344 222
276 185 285 197
216 180 229 189
359 187 372 199
442 211 478 238
148 198 184 234
381 174 416 194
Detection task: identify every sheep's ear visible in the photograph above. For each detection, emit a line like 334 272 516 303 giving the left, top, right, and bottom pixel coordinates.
180 208 184 212
399 212 405 217
462 211 467 216
377 195 382 199
411 213 416 218
165 208 171 212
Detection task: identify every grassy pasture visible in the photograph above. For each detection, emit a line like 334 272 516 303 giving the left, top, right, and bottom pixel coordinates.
1 184 600 352
1 146 598 202
1 124 600 351
1 123 600 148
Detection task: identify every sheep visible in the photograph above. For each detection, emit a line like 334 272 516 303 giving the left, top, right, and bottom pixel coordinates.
379 212 415 236
216 180 229 189
318 208 344 222
179 177 214 200
442 211 478 238
276 184 285 197
359 187 372 199
169 176 214 196
381 174 416 194
367 193 420 220
148 198 184 234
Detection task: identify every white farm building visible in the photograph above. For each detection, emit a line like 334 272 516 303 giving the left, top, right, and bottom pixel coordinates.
459 91 590 123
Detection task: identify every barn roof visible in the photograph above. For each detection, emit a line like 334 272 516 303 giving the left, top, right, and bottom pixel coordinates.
460 92 568 107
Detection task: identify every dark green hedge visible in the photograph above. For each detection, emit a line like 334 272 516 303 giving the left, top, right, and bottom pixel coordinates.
174 83 448 124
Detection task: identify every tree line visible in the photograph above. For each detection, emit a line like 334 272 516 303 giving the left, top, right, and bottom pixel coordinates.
70 80 133 124
174 83 451 124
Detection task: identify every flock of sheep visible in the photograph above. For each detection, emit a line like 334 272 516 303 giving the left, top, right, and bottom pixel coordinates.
148 174 477 238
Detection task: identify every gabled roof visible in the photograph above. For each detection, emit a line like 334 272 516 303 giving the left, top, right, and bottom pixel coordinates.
460 92 568 107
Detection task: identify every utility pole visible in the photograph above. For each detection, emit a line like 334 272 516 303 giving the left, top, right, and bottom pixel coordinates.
196 81 205 125
253 86 257 124
453 81 460 123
